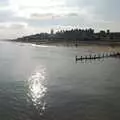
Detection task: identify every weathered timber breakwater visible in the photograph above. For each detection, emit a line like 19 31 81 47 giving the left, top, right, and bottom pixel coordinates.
76 52 120 61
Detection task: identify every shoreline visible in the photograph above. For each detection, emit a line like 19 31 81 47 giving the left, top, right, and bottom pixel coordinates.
3 39 120 52
9 39 120 47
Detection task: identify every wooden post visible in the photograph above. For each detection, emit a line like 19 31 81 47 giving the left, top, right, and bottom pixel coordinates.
81 56 82 60
75 56 77 61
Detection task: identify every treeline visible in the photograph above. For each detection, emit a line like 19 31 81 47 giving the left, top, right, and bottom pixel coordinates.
55 28 94 41
15 28 96 42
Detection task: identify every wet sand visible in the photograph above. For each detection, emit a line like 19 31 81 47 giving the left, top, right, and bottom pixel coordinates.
9 39 120 53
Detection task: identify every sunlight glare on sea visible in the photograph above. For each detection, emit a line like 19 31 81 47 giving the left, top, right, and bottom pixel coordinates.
27 66 47 114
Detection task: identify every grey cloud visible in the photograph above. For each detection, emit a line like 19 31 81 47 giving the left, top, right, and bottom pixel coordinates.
65 0 120 21
94 0 120 21
0 0 16 23
0 0 9 6
9 23 27 29
30 13 61 20
26 14 85 28
30 12 78 20
0 25 7 29
0 10 14 22
65 0 96 8
67 13 78 17
0 22 27 30
0 9 27 23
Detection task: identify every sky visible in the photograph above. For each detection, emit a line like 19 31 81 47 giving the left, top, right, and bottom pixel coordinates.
0 0 120 39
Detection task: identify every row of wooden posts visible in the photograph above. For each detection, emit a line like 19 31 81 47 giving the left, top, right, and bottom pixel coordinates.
76 52 120 61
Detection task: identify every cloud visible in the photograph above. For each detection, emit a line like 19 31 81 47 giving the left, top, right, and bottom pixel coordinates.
0 0 120 39
0 0 9 6
67 13 78 17
30 13 61 20
65 0 120 21
29 12 79 20
8 22 27 29
0 9 14 22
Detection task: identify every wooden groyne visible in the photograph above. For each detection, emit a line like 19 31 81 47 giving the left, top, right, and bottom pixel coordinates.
76 52 120 61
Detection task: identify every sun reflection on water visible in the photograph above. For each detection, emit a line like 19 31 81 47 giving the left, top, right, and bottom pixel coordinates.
27 66 47 113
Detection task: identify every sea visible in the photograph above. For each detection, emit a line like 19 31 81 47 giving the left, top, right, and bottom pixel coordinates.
0 41 120 120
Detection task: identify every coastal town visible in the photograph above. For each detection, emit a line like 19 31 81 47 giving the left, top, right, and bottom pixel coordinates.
13 28 120 45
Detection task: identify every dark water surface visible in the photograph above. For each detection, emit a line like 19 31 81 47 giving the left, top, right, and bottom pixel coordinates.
0 41 120 120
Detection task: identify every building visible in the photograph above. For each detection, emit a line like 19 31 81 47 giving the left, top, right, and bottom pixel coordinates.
110 32 120 41
50 29 54 35
95 30 120 41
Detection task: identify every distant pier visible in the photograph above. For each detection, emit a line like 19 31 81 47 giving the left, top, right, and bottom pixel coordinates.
76 52 120 62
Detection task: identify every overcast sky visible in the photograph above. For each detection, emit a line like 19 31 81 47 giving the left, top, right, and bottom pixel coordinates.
0 0 120 39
